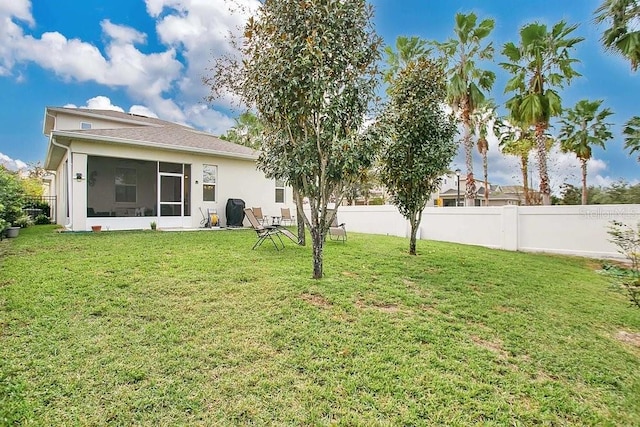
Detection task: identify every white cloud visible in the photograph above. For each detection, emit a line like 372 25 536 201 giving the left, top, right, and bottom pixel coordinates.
100 19 146 45
129 105 158 118
82 96 125 112
0 151 28 170
1 1 257 135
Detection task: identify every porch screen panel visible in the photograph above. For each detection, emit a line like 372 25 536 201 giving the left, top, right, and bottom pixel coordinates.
87 156 157 217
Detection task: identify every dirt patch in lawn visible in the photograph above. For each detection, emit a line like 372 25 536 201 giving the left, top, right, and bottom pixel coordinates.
355 299 403 314
300 293 332 309
470 335 509 359
615 330 640 348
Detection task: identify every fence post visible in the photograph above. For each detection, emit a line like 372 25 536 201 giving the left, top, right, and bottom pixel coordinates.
501 205 519 251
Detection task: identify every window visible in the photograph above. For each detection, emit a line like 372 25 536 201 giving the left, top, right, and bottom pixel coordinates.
81 122 92 130
275 179 285 203
115 168 136 203
203 164 217 202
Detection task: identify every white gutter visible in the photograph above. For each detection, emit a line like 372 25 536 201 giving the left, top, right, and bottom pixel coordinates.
50 130 260 161
47 112 73 230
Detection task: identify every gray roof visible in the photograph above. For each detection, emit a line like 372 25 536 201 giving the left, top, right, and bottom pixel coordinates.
47 107 257 161
66 126 257 158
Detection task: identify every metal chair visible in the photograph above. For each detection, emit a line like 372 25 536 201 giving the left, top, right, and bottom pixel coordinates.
327 209 347 242
280 207 296 226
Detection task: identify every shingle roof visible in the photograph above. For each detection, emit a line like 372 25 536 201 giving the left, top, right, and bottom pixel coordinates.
67 126 257 158
48 107 257 160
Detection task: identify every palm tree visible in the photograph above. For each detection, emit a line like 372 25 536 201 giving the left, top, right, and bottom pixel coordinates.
495 119 536 205
501 21 584 205
559 99 614 205
594 0 640 71
623 116 640 161
383 36 431 84
434 12 496 207
471 100 496 205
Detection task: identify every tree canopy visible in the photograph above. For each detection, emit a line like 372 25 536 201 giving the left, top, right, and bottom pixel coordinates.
378 58 458 255
205 0 381 278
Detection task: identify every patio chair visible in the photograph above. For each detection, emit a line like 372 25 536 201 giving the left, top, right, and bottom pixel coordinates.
252 207 268 225
327 209 347 242
244 208 285 250
280 207 296 226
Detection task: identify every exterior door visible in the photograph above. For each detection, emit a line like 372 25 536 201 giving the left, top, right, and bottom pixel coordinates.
158 173 183 228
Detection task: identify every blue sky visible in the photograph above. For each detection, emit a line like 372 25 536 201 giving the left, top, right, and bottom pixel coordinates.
0 0 638 189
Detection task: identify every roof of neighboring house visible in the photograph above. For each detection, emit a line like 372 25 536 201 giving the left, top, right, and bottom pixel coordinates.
45 107 188 130
44 107 258 169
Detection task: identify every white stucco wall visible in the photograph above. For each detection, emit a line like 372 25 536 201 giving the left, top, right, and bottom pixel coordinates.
55 115 146 132
55 140 293 231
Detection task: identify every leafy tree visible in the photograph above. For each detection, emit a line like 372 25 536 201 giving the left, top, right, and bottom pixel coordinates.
206 0 381 278
559 99 614 205
378 58 458 255
623 116 640 161
221 111 307 243
0 166 26 227
219 111 264 150
471 100 496 205
434 12 496 207
501 21 584 205
558 182 582 205
594 0 640 71
383 36 431 84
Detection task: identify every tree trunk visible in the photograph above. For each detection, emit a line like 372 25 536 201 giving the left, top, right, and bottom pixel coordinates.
482 151 489 206
535 122 551 205
520 154 530 206
463 121 476 207
409 211 420 255
294 188 305 245
310 222 324 279
581 159 588 205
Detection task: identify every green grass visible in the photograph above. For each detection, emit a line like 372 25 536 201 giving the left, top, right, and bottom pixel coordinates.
1 225 639 426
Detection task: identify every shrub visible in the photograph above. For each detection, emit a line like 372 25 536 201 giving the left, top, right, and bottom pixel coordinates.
0 166 26 226
34 214 51 225
13 214 33 229
605 220 640 309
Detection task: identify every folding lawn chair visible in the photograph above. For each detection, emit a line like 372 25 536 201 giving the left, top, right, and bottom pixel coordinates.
327 209 347 242
252 207 268 225
280 207 296 226
244 208 285 250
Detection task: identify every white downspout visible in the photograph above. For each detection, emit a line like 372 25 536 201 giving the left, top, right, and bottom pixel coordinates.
48 123 73 230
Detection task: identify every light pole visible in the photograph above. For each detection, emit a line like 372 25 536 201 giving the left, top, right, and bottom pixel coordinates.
455 168 461 207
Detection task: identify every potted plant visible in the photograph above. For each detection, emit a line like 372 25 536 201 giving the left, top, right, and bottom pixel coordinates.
150 221 157 230
91 225 102 232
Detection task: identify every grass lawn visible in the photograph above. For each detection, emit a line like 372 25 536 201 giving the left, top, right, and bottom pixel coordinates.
1 225 639 425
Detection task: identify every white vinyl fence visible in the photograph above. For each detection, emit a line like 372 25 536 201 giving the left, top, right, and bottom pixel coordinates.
331 204 640 259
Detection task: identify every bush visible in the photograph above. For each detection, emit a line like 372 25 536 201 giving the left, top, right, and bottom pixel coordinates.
605 220 640 309
13 214 33 228
34 214 51 225
0 166 26 226
369 197 385 205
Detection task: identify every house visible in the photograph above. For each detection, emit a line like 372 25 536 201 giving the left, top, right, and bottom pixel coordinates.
43 107 292 231
432 173 526 206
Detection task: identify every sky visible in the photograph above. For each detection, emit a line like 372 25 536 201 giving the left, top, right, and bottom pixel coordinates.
0 0 638 191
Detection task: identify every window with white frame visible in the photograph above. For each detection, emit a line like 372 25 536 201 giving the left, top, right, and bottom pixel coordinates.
115 168 137 203
275 179 285 203
203 164 217 202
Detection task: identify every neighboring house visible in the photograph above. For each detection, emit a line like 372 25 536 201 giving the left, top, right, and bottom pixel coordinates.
43 107 292 231
431 173 525 206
